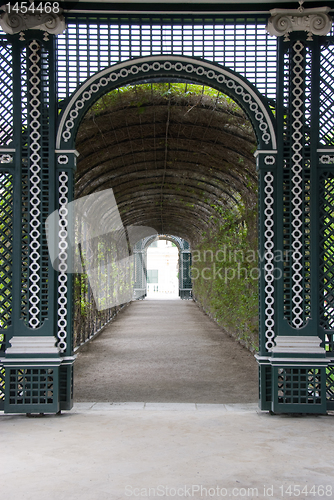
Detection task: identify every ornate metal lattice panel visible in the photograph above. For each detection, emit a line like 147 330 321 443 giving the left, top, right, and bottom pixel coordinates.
59 364 73 409
8 368 55 406
20 41 50 328
0 36 13 146
39 45 51 324
326 365 334 406
319 172 334 352
0 172 13 337
181 252 192 288
0 366 5 410
263 170 275 350
282 41 311 329
277 368 322 405
57 171 69 353
56 16 277 103
304 47 312 148
20 44 30 324
320 43 334 146
259 365 272 405
20 46 28 134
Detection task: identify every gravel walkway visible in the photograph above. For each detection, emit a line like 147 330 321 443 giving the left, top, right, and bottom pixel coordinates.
74 299 258 403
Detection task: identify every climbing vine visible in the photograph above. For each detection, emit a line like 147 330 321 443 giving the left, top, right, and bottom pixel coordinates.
191 202 259 352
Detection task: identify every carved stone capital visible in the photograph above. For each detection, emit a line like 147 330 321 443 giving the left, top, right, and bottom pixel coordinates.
0 7 66 35
267 6 332 40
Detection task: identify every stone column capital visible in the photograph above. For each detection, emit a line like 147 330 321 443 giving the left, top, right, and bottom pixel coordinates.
0 5 66 36
266 5 332 41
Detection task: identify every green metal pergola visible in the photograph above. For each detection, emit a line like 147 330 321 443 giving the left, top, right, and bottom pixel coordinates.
1 0 334 414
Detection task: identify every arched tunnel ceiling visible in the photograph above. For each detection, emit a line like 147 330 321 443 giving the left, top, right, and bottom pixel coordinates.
75 83 258 245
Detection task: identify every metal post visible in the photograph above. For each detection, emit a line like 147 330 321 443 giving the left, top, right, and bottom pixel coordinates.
256 5 333 413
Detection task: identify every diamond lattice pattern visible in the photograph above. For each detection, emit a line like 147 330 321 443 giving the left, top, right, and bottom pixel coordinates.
0 173 13 332
0 38 13 146
320 44 334 146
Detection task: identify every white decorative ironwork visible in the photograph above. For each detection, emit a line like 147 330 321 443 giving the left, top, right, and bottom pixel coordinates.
28 40 41 329
267 5 332 41
0 154 13 163
57 57 276 150
320 155 334 165
264 155 276 165
57 172 69 353
291 41 304 329
0 7 66 35
57 154 69 165
264 171 275 351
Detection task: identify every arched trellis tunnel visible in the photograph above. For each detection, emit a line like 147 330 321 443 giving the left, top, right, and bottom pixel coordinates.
133 235 192 301
1 3 334 415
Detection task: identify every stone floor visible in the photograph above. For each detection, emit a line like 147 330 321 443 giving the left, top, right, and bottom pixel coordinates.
3 301 332 500
1 403 334 500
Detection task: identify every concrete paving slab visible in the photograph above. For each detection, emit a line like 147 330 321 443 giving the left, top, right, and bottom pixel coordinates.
1 405 334 500
72 402 96 411
145 402 196 411
91 402 145 411
224 403 259 413
196 403 228 411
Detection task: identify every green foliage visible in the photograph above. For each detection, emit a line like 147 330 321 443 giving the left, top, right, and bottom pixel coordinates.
192 203 259 352
89 82 245 117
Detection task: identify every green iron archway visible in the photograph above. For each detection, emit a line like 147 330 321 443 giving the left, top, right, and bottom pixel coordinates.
1 4 334 414
56 55 277 152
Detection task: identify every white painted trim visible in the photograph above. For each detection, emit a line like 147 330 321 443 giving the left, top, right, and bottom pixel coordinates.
5 336 60 355
55 149 80 156
269 358 329 365
271 336 325 355
60 356 76 362
253 150 277 157
2 360 62 366
254 355 270 361
0 148 15 152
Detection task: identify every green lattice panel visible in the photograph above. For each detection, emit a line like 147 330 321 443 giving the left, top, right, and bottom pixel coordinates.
20 43 50 328
326 365 334 409
182 253 192 289
258 364 272 410
5 367 59 413
281 43 311 328
319 173 334 334
56 17 277 103
304 47 312 147
277 368 322 406
0 173 13 335
0 37 13 146
59 364 73 410
320 44 334 146
0 366 5 410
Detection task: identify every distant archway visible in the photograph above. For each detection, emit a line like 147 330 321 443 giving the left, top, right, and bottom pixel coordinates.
133 235 192 300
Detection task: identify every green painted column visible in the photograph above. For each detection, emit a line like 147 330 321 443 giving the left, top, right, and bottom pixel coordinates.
0 8 72 413
256 5 333 414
